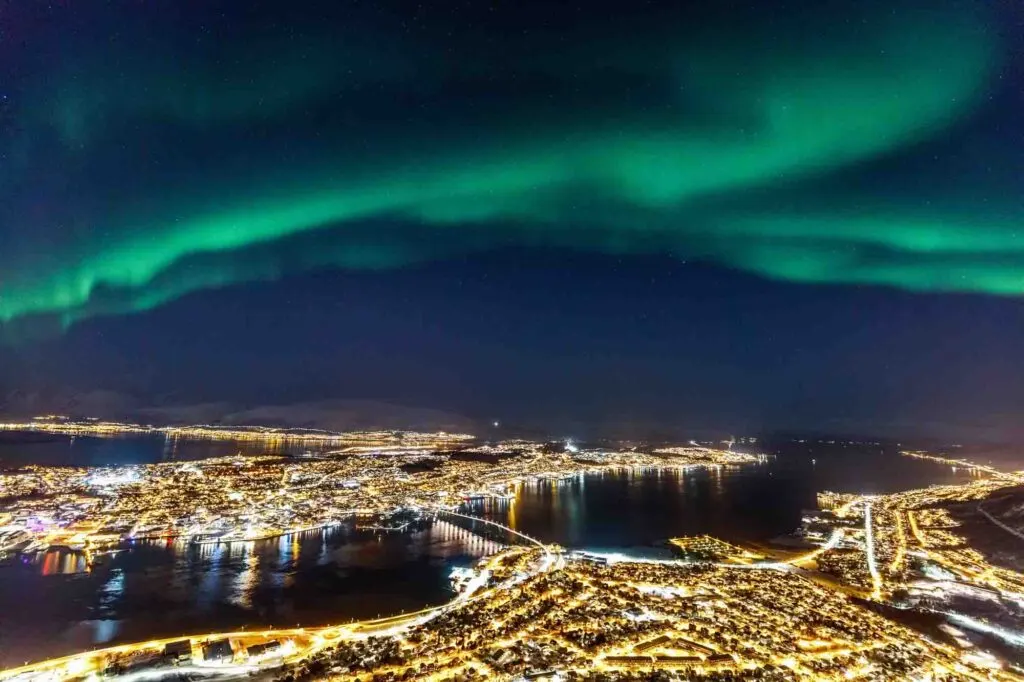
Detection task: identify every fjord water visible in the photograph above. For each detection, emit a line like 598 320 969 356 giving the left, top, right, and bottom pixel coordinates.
0 431 311 467
0 434 982 666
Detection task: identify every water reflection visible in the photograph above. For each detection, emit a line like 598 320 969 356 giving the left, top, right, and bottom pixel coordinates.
0 431 340 467
469 454 986 550
98 568 125 613
429 520 504 556
93 619 120 645
229 545 259 609
0 517 497 667
35 549 90 576
0 447 990 667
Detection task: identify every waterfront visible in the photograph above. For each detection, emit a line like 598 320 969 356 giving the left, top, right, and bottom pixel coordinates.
0 436 986 667
0 431 290 468
470 444 986 551
0 521 493 667
0 428 431 468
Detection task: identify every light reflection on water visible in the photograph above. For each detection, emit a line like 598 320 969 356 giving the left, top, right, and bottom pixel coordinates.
0 447 988 667
470 453 985 550
0 518 497 667
0 430 351 468
35 550 90 576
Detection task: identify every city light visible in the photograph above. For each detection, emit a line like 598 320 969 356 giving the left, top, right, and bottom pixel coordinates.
3 426 1024 681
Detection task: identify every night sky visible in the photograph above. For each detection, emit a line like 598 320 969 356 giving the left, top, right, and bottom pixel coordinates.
1 0 1023 439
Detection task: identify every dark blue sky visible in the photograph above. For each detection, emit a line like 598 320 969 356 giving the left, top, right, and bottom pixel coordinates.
5 249 1024 441
1 0 1023 440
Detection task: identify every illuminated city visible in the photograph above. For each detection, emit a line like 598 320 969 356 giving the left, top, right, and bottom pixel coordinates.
0 416 475 451
2 0 1024 675
0 419 754 556
3 421 1024 680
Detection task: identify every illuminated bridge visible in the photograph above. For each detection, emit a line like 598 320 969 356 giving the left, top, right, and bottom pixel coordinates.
429 518 505 555
434 508 551 556
0 511 554 682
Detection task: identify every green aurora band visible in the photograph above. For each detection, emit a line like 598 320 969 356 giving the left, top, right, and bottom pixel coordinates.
0 0 1019 328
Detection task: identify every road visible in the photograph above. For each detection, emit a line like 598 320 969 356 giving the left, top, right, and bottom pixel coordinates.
863 501 883 600
0 509 553 682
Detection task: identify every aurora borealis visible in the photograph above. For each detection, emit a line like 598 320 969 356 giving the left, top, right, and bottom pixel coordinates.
0 0 1020 328
2 0 1024 438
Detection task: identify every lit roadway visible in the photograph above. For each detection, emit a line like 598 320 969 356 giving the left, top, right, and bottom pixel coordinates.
14 474 1010 680
4 507 847 680
582 527 845 573
3 501 1003 681
0 510 554 682
863 500 883 600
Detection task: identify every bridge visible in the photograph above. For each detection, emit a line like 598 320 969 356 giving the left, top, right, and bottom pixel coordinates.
435 508 552 557
430 518 505 555
0 511 553 682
